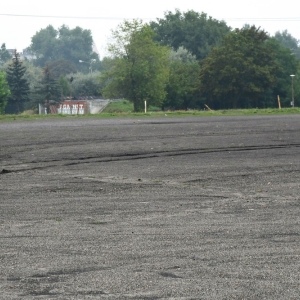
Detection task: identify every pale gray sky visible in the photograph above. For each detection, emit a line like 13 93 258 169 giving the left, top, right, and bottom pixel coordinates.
1 0 299 58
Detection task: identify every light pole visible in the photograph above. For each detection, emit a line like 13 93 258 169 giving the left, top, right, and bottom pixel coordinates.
79 59 96 73
290 74 295 107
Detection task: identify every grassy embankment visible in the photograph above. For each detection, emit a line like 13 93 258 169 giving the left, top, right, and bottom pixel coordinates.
1 100 300 121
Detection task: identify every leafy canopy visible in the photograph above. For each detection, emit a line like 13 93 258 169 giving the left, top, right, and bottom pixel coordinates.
0 43 12 65
0 71 10 114
274 30 300 59
102 20 170 112
150 9 231 60
265 38 298 107
71 72 102 98
199 26 280 109
165 47 200 110
30 25 99 70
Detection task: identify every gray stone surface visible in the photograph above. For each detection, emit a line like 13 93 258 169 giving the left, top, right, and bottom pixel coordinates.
1 115 300 299
88 100 110 114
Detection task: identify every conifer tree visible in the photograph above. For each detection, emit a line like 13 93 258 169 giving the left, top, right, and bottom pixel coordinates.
34 64 61 113
6 50 30 113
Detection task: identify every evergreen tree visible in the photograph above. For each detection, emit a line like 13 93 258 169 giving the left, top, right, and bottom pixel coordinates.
6 50 30 113
58 75 71 98
34 64 61 113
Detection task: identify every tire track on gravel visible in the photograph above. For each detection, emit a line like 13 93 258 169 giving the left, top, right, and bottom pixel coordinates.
2 142 300 174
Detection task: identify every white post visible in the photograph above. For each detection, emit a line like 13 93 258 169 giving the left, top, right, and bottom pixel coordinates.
145 101 147 113
277 95 281 109
290 75 295 108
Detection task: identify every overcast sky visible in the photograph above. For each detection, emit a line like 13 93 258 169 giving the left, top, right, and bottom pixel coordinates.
1 0 300 58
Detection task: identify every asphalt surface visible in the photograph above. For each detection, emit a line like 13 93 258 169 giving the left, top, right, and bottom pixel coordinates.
1 115 300 299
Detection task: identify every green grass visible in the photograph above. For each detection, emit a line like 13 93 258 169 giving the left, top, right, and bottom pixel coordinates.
103 100 162 113
102 101 300 116
1 106 300 122
103 100 134 113
100 107 300 117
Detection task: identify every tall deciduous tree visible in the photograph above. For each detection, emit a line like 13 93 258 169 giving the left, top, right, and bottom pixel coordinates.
101 20 170 112
274 30 300 59
199 26 279 109
0 71 10 114
265 38 298 107
164 47 200 110
29 25 99 70
6 50 30 113
30 25 57 66
150 9 230 60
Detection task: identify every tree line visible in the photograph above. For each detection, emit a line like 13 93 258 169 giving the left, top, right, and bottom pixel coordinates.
1 9 300 114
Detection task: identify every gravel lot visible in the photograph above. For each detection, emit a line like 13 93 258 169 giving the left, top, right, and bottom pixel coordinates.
1 115 300 299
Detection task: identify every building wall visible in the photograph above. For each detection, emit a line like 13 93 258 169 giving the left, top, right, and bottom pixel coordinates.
39 99 115 115
57 101 88 115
